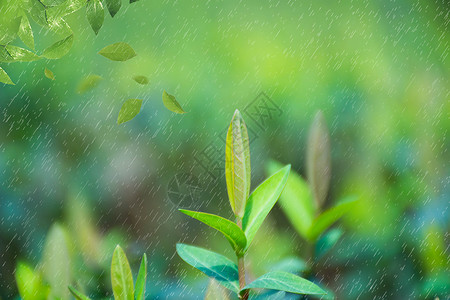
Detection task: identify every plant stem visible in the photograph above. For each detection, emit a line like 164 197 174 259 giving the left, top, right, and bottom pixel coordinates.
236 217 249 300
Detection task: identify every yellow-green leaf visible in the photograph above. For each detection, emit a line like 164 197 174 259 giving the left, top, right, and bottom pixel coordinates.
18 14 34 50
44 68 55 80
77 74 102 94
5 45 40 62
205 279 231 300
15 261 48 300
111 245 134 300
42 34 74 59
133 75 149 85
68 286 91 300
0 67 15 85
98 42 136 61
162 90 186 114
117 99 143 124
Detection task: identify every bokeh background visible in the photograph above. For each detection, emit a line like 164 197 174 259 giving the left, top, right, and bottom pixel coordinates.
0 0 448 299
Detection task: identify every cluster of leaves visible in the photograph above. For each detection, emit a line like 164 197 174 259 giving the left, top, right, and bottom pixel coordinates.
0 0 140 85
176 110 326 299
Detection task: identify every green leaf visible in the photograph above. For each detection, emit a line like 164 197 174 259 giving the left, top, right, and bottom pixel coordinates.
77 74 102 94
133 75 149 85
0 67 15 85
23 0 48 27
306 111 331 208
18 15 34 50
68 286 91 300
162 90 186 114
117 99 143 124
205 279 231 300
268 257 308 274
44 68 55 80
314 228 343 260
241 271 325 295
5 45 40 62
111 245 134 300
15 261 48 300
225 109 251 218
307 196 358 241
242 165 290 249
134 254 147 300
47 0 86 21
0 46 15 62
179 209 247 255
249 290 286 300
86 0 104 35
0 3 21 44
98 42 137 61
266 160 315 239
176 244 239 293
41 34 74 59
40 223 71 300
105 0 121 17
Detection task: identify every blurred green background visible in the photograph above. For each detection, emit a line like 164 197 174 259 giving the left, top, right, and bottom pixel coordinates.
0 0 448 299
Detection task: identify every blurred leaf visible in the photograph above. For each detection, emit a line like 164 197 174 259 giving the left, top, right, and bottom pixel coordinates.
40 223 71 300
162 90 186 114
225 109 251 218
105 0 121 17
242 165 290 250
307 196 358 241
134 254 147 300
421 270 450 298
41 34 74 59
421 225 447 274
266 160 315 239
180 209 247 255
0 2 21 44
15 261 48 300
117 99 143 124
0 67 15 85
68 286 91 300
249 290 286 300
205 279 230 300
77 74 102 94
132 75 149 85
98 42 136 61
5 45 40 62
242 271 325 295
44 68 55 80
100 229 128 268
176 243 239 293
314 228 343 260
268 257 308 274
18 14 34 50
111 245 134 300
86 0 104 35
306 111 331 208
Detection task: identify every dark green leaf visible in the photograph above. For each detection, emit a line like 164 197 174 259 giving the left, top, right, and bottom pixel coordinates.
68 286 91 300
5 45 40 62
306 111 331 208
242 271 325 295
98 42 137 61
105 0 121 17
77 74 102 94
111 245 134 300
176 244 239 293
179 209 247 255
18 15 34 50
117 99 143 124
133 75 149 85
0 67 15 85
225 109 251 218
15 261 48 300
86 0 104 35
242 165 290 249
44 68 55 80
41 34 74 59
266 160 315 239
162 90 186 114
315 228 343 260
134 254 147 300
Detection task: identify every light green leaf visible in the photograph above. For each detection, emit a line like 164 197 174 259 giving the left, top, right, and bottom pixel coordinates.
15 261 48 300
242 165 290 249
307 196 358 241
225 109 251 218
47 0 86 21
266 160 315 239
111 245 134 300
0 67 15 85
176 244 239 293
86 0 104 35
180 209 247 255
242 271 325 295
23 0 48 27
133 75 149 85
205 279 230 300
306 111 331 208
18 15 34 50
68 286 91 300
315 228 343 260
44 68 55 80
98 42 137 61
117 99 143 124
134 254 147 300
41 34 74 59
77 74 102 94
0 3 21 44
105 0 121 17
0 46 15 62
162 90 186 114
5 45 40 62
40 223 71 300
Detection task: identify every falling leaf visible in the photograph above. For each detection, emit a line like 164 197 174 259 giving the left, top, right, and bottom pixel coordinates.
162 90 186 114
42 34 74 59
132 75 149 85
98 42 136 61
44 68 55 80
5 45 40 62
117 99 143 124
0 67 15 85
86 0 104 35
77 74 102 94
